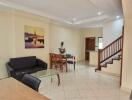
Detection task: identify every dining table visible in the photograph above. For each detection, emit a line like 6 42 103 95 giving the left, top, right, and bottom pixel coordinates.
0 78 50 100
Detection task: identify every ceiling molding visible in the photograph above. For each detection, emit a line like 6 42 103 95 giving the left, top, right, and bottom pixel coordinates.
74 15 109 25
0 0 123 28
0 0 69 23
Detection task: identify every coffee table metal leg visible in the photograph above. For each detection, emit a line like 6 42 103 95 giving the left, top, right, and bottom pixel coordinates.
74 62 75 70
51 76 53 83
57 74 60 86
66 65 68 72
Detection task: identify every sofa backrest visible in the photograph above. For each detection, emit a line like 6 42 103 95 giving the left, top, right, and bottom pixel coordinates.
10 56 37 70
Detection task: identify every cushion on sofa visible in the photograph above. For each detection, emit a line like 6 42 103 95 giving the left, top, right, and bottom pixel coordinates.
15 66 45 74
15 67 45 79
10 56 37 70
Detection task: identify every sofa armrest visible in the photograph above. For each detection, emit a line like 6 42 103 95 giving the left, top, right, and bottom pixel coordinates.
6 63 16 77
36 59 47 70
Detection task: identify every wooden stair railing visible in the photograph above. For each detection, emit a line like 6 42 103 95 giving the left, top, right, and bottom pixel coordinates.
95 35 123 71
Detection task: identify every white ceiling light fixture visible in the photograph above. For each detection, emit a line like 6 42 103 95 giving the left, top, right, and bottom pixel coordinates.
74 15 109 25
116 15 120 19
71 18 77 24
97 11 102 15
73 18 77 22
65 21 73 25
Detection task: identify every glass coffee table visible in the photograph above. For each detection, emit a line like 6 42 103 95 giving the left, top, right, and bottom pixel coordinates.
31 69 60 86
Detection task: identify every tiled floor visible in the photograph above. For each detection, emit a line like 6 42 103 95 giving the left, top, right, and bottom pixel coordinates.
39 62 130 100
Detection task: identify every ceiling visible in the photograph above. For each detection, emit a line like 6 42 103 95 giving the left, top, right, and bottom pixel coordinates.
0 0 123 28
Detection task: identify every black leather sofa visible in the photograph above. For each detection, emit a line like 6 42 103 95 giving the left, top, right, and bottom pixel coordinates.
6 56 47 80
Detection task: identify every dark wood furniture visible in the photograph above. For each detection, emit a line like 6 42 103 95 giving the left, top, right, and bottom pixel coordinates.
49 53 67 72
0 78 50 100
85 37 95 61
63 54 76 71
49 53 76 72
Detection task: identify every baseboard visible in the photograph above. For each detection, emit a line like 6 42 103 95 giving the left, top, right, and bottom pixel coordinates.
88 64 98 67
121 86 131 93
0 75 8 80
97 70 120 77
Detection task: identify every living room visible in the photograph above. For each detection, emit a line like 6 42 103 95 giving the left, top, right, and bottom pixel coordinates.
0 0 132 100
0 6 123 77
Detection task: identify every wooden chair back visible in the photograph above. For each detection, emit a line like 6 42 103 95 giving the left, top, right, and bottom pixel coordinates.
49 53 67 71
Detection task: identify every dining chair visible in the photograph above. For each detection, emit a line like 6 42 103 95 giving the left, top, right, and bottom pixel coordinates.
50 53 67 72
66 55 76 70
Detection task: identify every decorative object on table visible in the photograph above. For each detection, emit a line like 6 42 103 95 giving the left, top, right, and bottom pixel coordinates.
24 25 45 48
59 41 66 54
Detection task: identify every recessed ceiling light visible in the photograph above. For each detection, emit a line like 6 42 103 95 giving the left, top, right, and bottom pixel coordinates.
73 18 77 22
116 16 120 19
97 12 101 15
65 21 72 24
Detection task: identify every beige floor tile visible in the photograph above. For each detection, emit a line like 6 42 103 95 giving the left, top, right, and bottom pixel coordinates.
82 96 97 100
39 62 130 100
64 90 81 98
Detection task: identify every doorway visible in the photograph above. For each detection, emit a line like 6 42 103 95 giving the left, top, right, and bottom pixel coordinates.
85 37 95 61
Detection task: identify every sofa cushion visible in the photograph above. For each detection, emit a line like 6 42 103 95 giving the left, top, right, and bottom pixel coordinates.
15 66 44 75
10 56 37 70
29 67 46 73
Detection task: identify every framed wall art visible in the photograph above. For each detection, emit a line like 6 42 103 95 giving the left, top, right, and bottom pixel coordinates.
24 25 45 48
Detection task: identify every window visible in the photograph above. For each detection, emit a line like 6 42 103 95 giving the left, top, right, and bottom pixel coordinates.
98 37 103 49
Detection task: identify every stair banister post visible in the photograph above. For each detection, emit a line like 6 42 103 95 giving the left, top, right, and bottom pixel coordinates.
98 49 101 70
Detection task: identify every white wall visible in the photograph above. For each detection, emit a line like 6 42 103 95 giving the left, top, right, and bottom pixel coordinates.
13 11 50 63
0 6 84 78
102 60 121 76
89 51 98 66
50 23 84 61
0 7 50 78
0 7 12 78
81 27 103 59
103 19 123 47
121 0 132 91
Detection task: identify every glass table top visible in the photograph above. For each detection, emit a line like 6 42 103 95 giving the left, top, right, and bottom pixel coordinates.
31 69 59 78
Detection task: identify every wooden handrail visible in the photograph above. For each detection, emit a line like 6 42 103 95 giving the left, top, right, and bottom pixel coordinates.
100 49 121 63
101 36 122 51
96 35 123 71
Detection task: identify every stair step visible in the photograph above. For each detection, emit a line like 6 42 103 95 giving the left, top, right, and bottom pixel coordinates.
118 55 122 57
118 55 122 58
101 64 106 67
113 57 121 60
106 61 113 64
100 54 122 69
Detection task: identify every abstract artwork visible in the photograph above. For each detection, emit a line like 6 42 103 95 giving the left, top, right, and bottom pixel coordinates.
24 25 44 48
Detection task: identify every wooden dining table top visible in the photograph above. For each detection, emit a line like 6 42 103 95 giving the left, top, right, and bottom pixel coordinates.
0 78 50 100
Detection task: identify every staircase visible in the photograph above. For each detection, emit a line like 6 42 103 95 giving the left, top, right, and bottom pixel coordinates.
102 58 121 75
95 35 123 72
